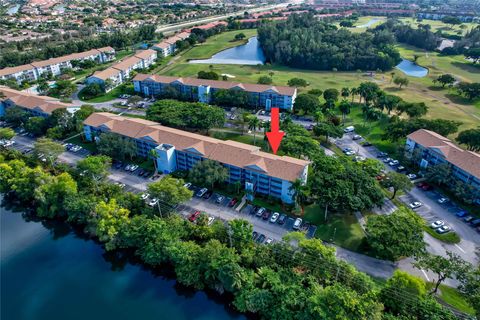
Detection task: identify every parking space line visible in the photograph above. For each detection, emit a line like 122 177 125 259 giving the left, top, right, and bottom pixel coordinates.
421 269 430 281
454 244 466 253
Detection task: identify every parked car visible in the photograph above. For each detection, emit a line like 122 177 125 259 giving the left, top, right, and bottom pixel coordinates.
277 214 287 225
215 195 225 204
345 150 356 156
183 182 192 189
430 220 445 228
265 238 273 245
352 134 362 140
353 155 366 162
270 212 280 223
376 152 388 158
464 216 474 223
407 173 417 180
148 198 158 207
343 126 354 133
256 207 266 217
422 184 433 191
257 234 266 243
228 198 238 207
342 147 353 154
137 169 144 176
115 182 126 189
250 206 258 215
196 188 208 197
125 164 131 171
203 190 213 199
436 225 452 234
252 231 259 241
141 193 149 200
409 202 422 209
262 210 271 220
114 162 123 169
188 211 201 222
293 218 303 230
129 165 138 172
416 182 427 188
361 141 373 147
456 210 469 218
207 216 215 226
383 157 392 163
396 166 406 172
437 197 449 204
142 171 151 178
471 219 480 227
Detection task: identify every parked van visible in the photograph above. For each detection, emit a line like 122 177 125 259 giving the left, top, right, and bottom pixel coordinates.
344 126 355 133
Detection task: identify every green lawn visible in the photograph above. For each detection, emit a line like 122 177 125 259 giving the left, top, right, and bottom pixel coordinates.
432 285 476 315
79 84 135 103
398 17 479 37
304 205 365 252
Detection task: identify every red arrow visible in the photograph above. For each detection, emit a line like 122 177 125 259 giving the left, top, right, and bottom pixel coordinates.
265 107 284 155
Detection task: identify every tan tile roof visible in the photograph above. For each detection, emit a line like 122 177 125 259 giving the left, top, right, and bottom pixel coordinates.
0 86 75 114
176 32 191 40
0 64 35 77
134 49 157 60
133 74 297 96
153 42 170 49
84 112 309 181
408 129 480 179
111 56 142 71
91 67 122 81
164 36 182 44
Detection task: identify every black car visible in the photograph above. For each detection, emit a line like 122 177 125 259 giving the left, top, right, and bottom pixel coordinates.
471 219 480 227
137 169 145 176
362 141 373 147
277 214 287 225
376 152 388 158
143 171 151 178
250 206 258 215
257 234 266 243
203 190 213 199
114 162 123 169
262 210 271 220
252 231 259 241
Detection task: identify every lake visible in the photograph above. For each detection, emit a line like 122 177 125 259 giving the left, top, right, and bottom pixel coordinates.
0 202 246 320
189 36 265 65
395 59 428 77
356 18 381 28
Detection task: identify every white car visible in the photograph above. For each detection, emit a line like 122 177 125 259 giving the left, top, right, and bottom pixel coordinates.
129 165 139 172
343 126 354 133
388 160 399 166
436 225 452 234
293 218 303 230
148 198 159 207
407 174 417 180
196 188 208 197
125 164 131 171
437 197 449 204
430 220 445 229
270 212 280 223
345 150 356 156
183 182 192 189
207 216 215 226
265 238 273 245
354 155 366 162
409 202 422 209
115 182 126 189
141 193 150 200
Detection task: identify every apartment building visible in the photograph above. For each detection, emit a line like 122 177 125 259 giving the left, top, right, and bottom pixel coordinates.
152 32 191 58
406 129 480 203
86 50 157 92
83 112 309 203
0 86 79 117
133 74 297 111
0 47 115 83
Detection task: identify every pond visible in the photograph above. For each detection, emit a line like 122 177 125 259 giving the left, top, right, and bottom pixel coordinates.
189 36 265 65
0 202 247 320
356 18 381 28
7 4 20 15
395 59 428 77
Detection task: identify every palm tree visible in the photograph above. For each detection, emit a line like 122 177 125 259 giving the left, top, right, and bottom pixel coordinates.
149 149 158 174
350 87 358 103
341 87 350 99
289 179 309 214
261 120 270 150
240 112 251 135
248 116 260 146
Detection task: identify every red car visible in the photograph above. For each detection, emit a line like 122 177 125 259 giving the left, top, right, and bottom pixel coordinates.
188 211 201 222
422 184 433 191
228 198 238 207
416 182 427 188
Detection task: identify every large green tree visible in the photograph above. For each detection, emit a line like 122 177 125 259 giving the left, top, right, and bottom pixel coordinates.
381 171 413 199
35 172 78 218
33 138 65 167
456 128 480 151
96 132 137 161
189 160 228 189
147 176 193 213
366 207 425 261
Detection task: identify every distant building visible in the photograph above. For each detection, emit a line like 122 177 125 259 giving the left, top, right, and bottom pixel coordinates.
83 112 309 204
152 32 191 58
133 74 297 111
0 47 115 84
406 129 480 203
86 49 158 91
0 86 79 117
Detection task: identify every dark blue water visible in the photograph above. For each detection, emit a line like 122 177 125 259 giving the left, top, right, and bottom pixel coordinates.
395 59 428 77
1 204 246 320
189 36 265 65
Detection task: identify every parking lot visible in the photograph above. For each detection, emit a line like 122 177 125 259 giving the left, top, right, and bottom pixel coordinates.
177 186 317 244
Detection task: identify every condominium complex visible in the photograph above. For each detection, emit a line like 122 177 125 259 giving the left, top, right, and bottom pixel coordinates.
133 74 297 111
86 50 158 91
406 129 480 203
83 112 309 203
152 32 191 57
0 86 79 117
0 47 115 84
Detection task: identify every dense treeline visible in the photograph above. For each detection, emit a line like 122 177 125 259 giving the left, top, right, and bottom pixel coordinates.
257 14 401 71
375 20 439 51
0 24 156 68
0 149 465 320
